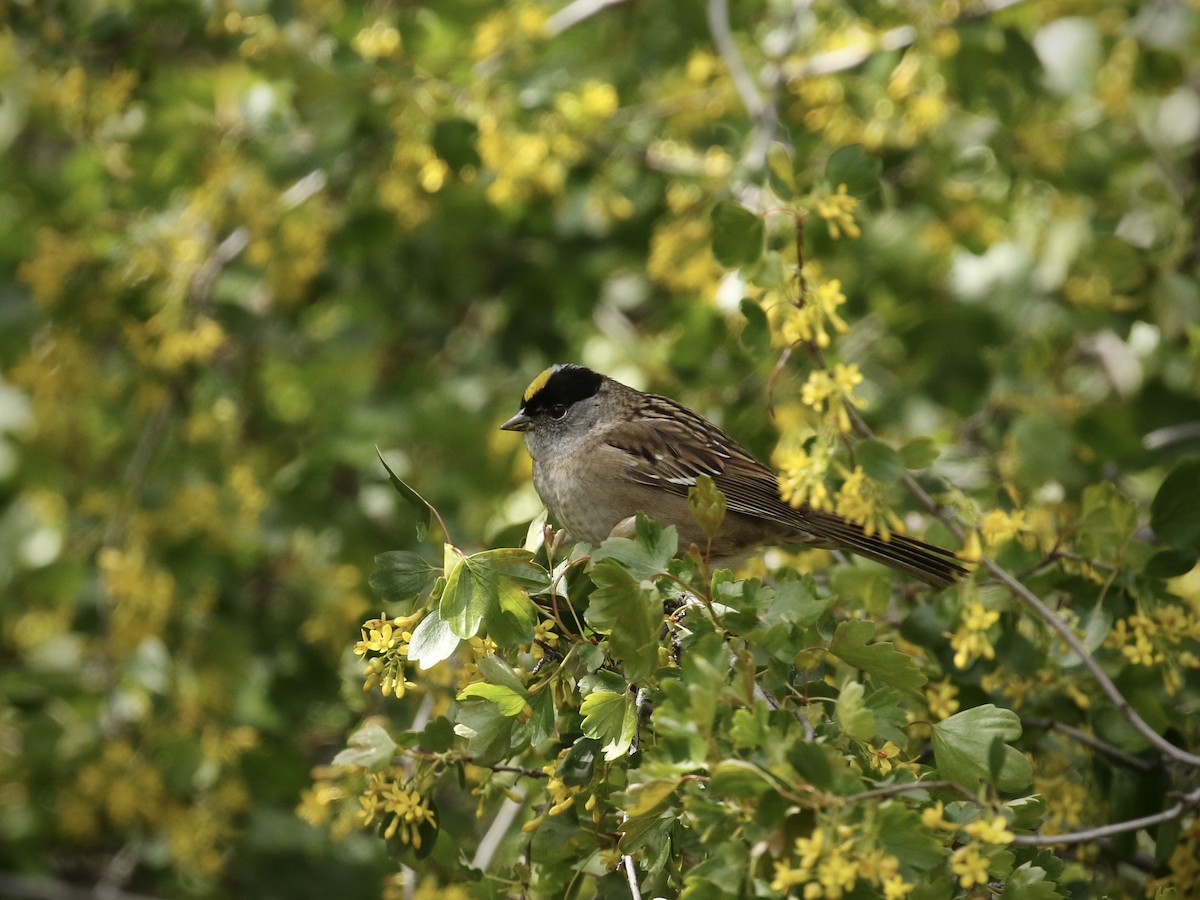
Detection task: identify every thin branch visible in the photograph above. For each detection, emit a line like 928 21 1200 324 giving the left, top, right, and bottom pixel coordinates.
707 0 764 118
489 764 550 779
622 855 642 900
545 0 631 37
1024 718 1159 774
473 787 528 871
784 0 1028 80
1010 787 1200 847
826 372 1200 770
846 779 982 805
0 874 163 900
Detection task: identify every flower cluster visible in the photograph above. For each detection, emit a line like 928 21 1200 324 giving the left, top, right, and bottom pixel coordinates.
816 184 862 240
777 276 851 349
359 769 437 848
949 600 1000 669
1106 604 1200 694
356 612 423 698
771 822 914 899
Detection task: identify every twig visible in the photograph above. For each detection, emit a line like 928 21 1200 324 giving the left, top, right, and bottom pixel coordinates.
0 874 163 900
1024 718 1159 773
490 764 550 779
707 0 764 118
846 779 982 805
473 786 528 871
1010 786 1200 847
826 367 1200 770
622 855 642 900
545 0 631 36
784 0 1028 80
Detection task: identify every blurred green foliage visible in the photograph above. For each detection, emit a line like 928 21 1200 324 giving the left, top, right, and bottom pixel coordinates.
1 0 1199 896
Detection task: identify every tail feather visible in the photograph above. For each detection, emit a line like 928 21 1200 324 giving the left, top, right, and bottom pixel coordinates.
798 509 968 589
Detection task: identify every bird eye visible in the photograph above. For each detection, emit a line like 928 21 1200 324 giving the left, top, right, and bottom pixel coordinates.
549 404 567 419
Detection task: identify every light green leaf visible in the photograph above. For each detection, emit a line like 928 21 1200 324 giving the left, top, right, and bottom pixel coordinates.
836 679 875 742
626 778 682 817
1004 862 1063 900
452 700 513 765
688 474 726 540
877 803 944 869
710 200 764 268
457 682 528 717
440 554 495 638
932 704 1033 791
580 690 637 761
831 620 927 691
592 514 678 580
709 760 777 798
331 721 397 770
900 437 939 469
586 559 663 683
407 607 460 669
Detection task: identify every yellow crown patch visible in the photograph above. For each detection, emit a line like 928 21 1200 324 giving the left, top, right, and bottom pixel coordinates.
522 366 559 403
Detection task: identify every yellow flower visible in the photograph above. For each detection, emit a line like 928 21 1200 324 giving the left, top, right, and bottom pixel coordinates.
816 184 862 239
925 679 960 719
920 800 950 830
883 874 915 899
949 844 991 889
964 814 1014 845
871 741 903 775
351 20 402 60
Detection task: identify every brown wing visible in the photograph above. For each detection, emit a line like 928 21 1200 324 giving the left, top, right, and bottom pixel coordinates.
602 393 967 588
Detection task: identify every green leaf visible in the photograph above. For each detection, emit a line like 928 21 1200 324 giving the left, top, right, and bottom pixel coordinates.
1144 547 1199 579
766 140 795 192
900 437 939 469
557 738 600 786
331 721 397 770
709 760 776 798
857 439 905 482
440 554 495 639
710 200 764 268
467 548 548 589
452 701 513 765
592 514 678 579
586 560 663 683
626 778 682 816
825 143 882 197
739 298 770 351
370 551 438 604
484 578 537 649
835 679 875 742
787 741 833 789
457 681 528 717
932 704 1033 791
1004 862 1064 900
376 448 432 531
687 474 726 540
1151 459 1200 551
580 690 637 761
877 803 944 869
1078 482 1137 560
407 607 460 669
830 620 927 691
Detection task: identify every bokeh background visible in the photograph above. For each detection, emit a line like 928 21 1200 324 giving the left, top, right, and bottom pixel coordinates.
2 0 1199 896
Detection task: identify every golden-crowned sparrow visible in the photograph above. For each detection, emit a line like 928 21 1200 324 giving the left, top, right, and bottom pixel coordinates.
501 364 966 588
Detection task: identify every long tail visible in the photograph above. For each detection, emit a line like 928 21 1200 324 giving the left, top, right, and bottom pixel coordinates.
799 508 968 589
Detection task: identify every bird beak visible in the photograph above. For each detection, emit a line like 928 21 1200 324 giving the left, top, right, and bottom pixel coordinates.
500 411 531 432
